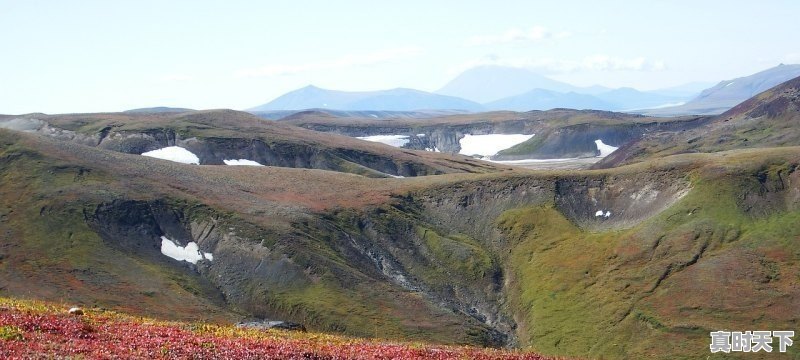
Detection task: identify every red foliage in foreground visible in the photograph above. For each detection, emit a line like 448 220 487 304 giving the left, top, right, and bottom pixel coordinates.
0 306 554 360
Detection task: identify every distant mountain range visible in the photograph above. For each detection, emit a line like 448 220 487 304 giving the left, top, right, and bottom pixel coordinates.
247 64 800 115
637 63 800 116
123 107 195 114
251 109 470 120
647 81 717 98
483 87 690 112
485 89 616 111
248 86 483 112
435 65 608 103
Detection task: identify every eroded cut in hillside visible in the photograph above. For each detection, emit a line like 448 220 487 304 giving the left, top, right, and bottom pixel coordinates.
553 173 692 230
83 198 509 346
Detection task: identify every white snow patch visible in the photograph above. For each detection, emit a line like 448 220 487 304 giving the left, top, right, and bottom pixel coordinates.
370 114 379 118
458 134 534 157
223 159 264 166
356 134 410 147
595 210 612 218
160 236 213 264
595 140 619 157
424 147 441 152
142 146 200 165
416 133 426 137
724 81 735 87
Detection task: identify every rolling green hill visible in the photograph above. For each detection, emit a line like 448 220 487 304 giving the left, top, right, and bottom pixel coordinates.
2 77 800 359
2 126 800 358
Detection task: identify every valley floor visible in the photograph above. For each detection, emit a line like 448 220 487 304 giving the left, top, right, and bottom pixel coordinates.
491 157 601 170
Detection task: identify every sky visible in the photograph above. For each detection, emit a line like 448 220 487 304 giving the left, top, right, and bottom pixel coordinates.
1 0 799 114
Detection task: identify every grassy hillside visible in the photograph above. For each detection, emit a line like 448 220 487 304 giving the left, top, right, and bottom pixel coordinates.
499 150 800 358
0 297 555 359
0 130 506 346
2 109 800 359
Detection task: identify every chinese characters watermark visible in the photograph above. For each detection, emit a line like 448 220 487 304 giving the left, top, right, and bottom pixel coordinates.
710 330 794 353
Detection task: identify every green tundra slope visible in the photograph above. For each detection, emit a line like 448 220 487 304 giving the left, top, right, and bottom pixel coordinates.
2 126 799 358
498 150 800 358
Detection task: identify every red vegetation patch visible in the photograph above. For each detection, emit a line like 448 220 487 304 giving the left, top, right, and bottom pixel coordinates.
0 304 556 360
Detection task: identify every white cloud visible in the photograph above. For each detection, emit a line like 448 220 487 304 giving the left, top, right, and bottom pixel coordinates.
450 54 666 75
235 47 422 78
467 26 570 46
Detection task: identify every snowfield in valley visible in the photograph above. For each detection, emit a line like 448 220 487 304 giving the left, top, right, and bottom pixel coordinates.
160 236 213 264
142 146 200 164
356 135 410 147
224 159 264 166
594 139 618 157
458 134 534 157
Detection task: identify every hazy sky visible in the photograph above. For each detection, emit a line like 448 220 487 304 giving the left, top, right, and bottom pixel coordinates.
1 0 798 114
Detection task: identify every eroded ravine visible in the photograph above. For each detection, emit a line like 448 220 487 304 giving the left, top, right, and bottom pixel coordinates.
81 165 693 349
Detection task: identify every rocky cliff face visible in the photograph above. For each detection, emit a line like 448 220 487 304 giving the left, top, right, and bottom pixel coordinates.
553 172 692 230
95 130 445 177
86 199 315 321
293 119 537 155
82 197 508 346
